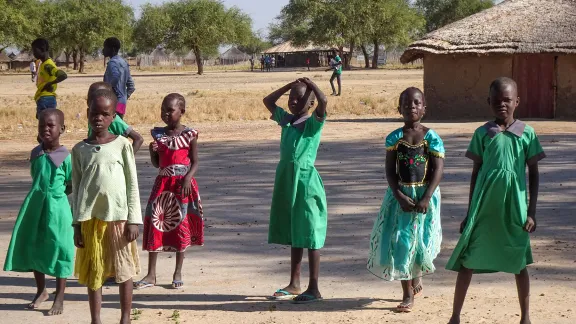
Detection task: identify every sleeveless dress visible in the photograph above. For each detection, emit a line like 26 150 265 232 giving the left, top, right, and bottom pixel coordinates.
268 107 328 250
4 145 75 278
367 128 444 281
446 120 545 274
143 127 204 252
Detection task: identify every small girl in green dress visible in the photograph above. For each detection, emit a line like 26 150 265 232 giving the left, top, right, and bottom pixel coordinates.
263 77 328 304
367 87 445 313
4 109 74 316
447 77 545 324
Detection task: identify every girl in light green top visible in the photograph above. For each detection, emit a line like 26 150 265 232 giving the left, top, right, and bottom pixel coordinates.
71 88 141 324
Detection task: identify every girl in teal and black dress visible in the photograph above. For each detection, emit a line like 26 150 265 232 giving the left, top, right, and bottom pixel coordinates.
368 87 444 313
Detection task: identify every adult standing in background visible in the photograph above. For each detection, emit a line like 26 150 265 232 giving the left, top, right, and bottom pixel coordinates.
326 50 342 96
103 37 135 119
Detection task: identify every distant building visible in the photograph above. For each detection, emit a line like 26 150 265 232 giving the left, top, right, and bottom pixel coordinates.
262 41 350 68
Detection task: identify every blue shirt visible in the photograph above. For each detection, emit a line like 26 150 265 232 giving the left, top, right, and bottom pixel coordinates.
104 55 135 105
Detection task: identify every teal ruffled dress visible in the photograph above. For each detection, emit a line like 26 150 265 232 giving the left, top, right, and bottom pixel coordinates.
367 128 445 280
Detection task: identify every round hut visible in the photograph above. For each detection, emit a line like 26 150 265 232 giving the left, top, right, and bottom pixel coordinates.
401 0 576 120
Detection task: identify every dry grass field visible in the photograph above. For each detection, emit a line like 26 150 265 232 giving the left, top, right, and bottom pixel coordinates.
0 68 421 137
0 69 575 324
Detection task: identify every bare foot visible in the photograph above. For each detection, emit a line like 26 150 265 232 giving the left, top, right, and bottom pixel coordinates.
27 290 49 309
520 318 531 324
48 298 64 315
412 277 423 297
272 284 301 297
293 288 322 302
448 316 460 324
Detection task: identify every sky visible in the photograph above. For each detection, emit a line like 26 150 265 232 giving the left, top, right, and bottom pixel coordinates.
128 0 289 33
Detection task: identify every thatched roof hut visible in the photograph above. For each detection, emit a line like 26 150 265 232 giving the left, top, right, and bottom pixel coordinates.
262 41 350 68
219 47 249 65
401 0 576 119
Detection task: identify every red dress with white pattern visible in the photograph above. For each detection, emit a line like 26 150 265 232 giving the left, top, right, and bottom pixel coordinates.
143 127 204 252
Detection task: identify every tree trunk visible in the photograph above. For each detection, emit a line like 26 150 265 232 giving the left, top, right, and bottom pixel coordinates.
79 49 86 73
193 46 204 75
371 40 379 69
64 50 72 68
72 50 78 70
346 41 355 70
361 45 370 68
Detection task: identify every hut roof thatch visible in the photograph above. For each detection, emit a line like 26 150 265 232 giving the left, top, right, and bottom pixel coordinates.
0 51 10 63
263 41 350 54
219 47 249 60
401 0 576 64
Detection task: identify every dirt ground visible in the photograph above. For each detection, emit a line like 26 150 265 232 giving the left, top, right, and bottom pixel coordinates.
0 71 575 324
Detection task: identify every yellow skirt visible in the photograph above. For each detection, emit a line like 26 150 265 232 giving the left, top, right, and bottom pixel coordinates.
74 218 140 291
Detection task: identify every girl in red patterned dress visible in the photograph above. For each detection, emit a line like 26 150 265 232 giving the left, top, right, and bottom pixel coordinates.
135 93 204 290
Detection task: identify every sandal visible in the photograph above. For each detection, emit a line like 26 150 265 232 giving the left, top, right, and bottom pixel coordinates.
133 280 155 290
397 301 413 313
267 289 297 301
172 280 184 289
291 293 323 304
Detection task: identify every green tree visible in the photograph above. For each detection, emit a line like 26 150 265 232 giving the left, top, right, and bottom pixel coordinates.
237 31 271 56
0 0 40 52
365 0 424 68
271 0 423 69
415 0 494 32
134 0 253 75
44 0 133 72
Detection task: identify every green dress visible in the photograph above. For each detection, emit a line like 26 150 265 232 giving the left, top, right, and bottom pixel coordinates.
446 120 546 274
367 128 445 280
268 106 328 249
4 145 75 278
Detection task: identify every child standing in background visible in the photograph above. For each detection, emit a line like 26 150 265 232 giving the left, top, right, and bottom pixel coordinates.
32 38 67 118
135 93 204 290
72 89 141 324
86 82 143 152
103 37 135 119
367 87 444 312
447 77 545 324
4 109 74 316
263 77 328 304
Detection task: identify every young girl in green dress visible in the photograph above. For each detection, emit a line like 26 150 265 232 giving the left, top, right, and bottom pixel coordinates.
263 77 328 304
4 109 74 316
447 77 545 324
367 87 445 313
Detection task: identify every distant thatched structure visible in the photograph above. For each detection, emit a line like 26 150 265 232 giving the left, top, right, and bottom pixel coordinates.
262 41 350 68
219 47 249 65
401 0 576 119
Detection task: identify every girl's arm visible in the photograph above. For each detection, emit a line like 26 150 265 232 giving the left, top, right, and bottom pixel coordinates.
263 81 295 114
181 137 199 197
122 143 142 226
149 141 160 168
299 78 327 118
525 163 539 232
461 161 482 233
386 150 415 212
127 129 144 153
414 157 444 213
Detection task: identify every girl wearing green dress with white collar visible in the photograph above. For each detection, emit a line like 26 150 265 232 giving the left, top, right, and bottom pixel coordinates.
4 109 74 316
447 78 545 324
263 77 328 304
367 87 445 313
